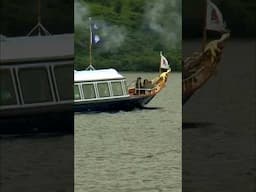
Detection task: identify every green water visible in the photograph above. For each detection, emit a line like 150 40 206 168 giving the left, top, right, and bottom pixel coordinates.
75 72 182 192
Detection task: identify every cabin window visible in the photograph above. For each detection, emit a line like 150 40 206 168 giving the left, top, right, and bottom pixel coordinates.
97 82 110 98
0 69 17 106
82 84 96 99
111 81 123 96
123 80 128 95
74 84 81 100
18 67 52 104
54 65 73 100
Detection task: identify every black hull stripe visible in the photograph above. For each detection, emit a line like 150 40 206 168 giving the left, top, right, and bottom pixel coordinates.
1 57 74 66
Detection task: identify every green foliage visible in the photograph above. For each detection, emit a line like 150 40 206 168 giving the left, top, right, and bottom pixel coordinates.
75 0 182 72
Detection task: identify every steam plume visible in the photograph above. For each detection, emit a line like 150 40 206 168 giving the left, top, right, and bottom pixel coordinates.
145 0 181 49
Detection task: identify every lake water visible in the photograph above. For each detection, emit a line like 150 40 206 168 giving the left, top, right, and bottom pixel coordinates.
75 72 182 192
0 134 74 192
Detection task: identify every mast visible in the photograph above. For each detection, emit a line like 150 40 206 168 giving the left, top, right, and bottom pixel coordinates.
89 17 92 67
202 0 207 51
37 0 41 36
159 51 163 74
86 17 95 70
27 0 51 36
159 51 162 74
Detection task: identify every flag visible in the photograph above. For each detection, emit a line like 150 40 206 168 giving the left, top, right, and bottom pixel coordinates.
206 0 227 32
89 18 101 45
160 51 170 70
91 33 100 44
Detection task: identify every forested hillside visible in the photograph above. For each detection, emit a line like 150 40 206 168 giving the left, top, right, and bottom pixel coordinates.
75 0 182 71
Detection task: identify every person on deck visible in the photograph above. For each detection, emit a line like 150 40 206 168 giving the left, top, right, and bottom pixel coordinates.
136 77 142 94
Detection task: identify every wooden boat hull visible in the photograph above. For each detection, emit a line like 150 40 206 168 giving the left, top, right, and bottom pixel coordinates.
182 33 230 104
74 95 155 113
182 56 217 104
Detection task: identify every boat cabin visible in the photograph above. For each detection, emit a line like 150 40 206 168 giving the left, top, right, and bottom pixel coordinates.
0 34 74 116
74 69 129 102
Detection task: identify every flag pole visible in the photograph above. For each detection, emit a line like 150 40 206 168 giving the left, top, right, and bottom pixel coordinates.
26 0 51 36
89 17 93 67
202 0 207 51
37 0 41 36
159 51 162 74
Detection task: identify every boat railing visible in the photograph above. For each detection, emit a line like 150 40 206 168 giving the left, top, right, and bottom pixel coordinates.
129 87 156 96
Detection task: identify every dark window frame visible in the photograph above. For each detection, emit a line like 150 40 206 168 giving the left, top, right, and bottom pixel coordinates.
17 66 54 104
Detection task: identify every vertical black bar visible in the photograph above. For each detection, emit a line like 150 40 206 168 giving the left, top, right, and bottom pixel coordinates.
0 0 74 191
183 0 256 191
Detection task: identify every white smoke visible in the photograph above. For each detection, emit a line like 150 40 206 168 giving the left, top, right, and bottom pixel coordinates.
96 21 126 52
145 0 181 49
74 0 126 52
75 0 89 27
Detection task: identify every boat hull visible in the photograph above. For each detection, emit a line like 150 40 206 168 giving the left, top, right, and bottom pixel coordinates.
182 33 229 104
0 95 156 134
75 95 155 113
0 104 73 134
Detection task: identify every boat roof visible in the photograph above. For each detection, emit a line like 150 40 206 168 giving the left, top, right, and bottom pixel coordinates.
74 68 125 82
0 34 74 64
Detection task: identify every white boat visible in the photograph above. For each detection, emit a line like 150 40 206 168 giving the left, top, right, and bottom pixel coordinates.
0 34 74 133
74 17 171 112
74 67 170 112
